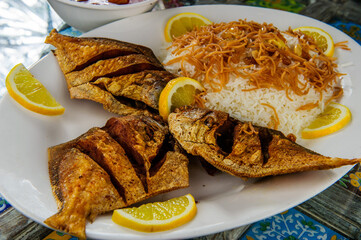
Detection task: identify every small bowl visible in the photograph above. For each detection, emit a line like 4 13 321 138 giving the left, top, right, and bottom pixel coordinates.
47 0 159 32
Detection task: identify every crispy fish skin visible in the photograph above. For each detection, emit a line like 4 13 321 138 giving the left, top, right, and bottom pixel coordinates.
103 115 189 196
94 70 176 109
44 148 125 239
48 138 78 208
168 107 228 164
65 54 164 88
168 106 361 178
45 29 161 74
69 83 154 117
147 151 189 194
104 115 168 172
104 115 189 194
76 127 147 205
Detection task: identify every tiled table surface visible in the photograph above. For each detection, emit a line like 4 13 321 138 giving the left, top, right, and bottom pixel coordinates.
1 0 361 239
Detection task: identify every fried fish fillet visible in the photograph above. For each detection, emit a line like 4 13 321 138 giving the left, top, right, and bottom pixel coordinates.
168 106 361 178
46 115 189 238
45 148 125 239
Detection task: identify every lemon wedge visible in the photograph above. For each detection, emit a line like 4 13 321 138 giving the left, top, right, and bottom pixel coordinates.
302 102 351 139
293 26 335 57
159 77 204 120
5 63 64 115
112 194 197 232
164 12 212 42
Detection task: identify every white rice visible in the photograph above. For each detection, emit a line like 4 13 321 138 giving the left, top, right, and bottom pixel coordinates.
202 76 333 137
162 32 340 138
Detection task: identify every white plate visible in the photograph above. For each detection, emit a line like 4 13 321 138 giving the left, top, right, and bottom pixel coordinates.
0 5 360 240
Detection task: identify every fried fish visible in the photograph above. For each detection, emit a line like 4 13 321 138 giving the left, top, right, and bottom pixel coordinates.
45 115 189 238
168 106 361 178
45 148 125 239
45 30 176 116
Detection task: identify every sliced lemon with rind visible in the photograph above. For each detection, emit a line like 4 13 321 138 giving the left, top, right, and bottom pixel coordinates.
293 26 335 57
164 12 212 42
112 194 197 232
159 77 204 120
302 102 351 139
6 63 64 115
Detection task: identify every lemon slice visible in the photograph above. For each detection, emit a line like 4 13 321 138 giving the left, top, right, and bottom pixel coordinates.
112 194 197 232
302 102 351 139
164 12 212 42
293 26 335 57
6 63 65 115
159 77 204 120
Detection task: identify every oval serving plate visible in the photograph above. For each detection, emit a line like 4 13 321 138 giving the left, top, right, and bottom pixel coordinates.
0 5 360 240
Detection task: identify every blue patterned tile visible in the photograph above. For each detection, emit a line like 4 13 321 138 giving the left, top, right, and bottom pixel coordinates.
330 20 361 45
240 208 348 240
0 194 11 213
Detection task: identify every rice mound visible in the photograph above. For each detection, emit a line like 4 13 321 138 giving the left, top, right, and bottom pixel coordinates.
164 60 335 137
162 20 341 137
202 76 333 137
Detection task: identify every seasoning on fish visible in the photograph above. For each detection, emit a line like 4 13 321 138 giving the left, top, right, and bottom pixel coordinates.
168 106 361 178
45 115 189 238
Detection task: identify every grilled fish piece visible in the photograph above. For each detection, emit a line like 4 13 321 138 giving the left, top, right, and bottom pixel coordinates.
168 106 361 178
46 115 189 238
45 29 161 74
94 70 176 109
65 54 164 88
45 148 125 239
